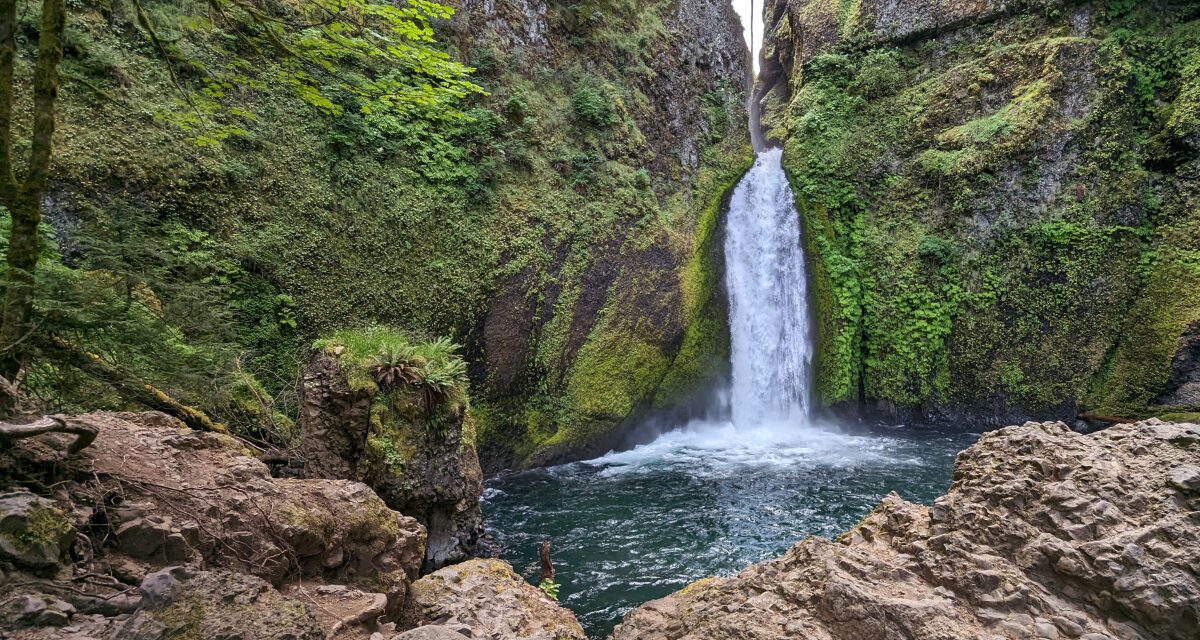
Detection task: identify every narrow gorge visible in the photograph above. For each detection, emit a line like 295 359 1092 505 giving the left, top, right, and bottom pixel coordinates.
0 1 1198 639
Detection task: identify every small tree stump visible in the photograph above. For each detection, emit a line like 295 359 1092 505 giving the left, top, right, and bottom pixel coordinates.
538 540 555 584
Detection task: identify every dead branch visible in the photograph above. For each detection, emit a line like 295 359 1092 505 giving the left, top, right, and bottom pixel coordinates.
0 414 97 453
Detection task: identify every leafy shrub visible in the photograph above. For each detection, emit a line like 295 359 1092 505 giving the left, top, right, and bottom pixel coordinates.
538 578 562 600
572 83 618 128
848 49 904 99
917 235 958 265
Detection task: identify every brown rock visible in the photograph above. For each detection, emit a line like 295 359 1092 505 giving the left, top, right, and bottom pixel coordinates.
61 412 425 598
610 421 1200 640
402 558 586 640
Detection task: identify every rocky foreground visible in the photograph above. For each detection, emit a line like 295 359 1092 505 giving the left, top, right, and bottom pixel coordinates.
611 420 1200 640
3 415 1198 639
0 412 584 640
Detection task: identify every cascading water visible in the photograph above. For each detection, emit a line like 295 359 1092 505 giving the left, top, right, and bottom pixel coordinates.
486 155 978 638
723 148 814 427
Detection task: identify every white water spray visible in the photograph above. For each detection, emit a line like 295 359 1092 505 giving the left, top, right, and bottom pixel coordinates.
723 148 814 427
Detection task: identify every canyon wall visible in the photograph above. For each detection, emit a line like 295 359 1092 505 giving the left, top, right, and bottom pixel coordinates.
37 0 751 469
757 0 1200 426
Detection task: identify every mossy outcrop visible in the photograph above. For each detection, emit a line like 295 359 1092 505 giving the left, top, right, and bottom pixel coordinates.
300 329 485 570
28 0 752 469
758 0 1200 425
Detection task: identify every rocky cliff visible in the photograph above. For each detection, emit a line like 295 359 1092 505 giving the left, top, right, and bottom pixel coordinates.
756 0 1200 426
299 331 486 571
33 0 751 470
611 418 1200 639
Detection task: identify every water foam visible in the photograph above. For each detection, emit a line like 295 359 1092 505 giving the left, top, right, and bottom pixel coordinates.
584 419 915 478
724 147 814 427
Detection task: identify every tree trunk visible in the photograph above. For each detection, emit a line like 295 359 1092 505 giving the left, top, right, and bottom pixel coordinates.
0 0 65 386
0 196 42 381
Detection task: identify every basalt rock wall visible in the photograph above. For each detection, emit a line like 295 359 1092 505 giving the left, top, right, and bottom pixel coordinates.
757 0 1200 426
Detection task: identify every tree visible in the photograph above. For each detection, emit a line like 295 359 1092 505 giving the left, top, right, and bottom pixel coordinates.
0 0 65 384
0 0 482 414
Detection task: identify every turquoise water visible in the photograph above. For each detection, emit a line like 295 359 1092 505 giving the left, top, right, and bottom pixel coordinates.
483 420 979 638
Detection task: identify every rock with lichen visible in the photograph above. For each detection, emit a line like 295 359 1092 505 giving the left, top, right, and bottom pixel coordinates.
609 420 1200 640
401 558 586 640
0 491 74 575
300 330 486 571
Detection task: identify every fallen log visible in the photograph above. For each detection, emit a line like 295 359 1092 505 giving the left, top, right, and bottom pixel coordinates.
41 336 227 434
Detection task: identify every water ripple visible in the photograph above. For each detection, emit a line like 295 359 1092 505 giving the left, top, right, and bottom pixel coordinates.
484 420 977 638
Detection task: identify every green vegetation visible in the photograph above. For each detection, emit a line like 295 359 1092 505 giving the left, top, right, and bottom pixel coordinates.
315 326 469 413
539 578 562 601
766 1 1200 420
0 0 749 465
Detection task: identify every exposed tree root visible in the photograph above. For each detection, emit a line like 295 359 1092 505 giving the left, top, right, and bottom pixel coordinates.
0 414 97 453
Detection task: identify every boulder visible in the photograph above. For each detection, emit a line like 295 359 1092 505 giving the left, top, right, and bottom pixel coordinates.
112 567 324 640
0 491 73 574
63 412 425 597
610 420 1200 640
402 558 586 640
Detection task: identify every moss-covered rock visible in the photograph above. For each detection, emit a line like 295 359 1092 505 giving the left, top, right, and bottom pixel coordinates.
301 328 484 570
759 0 1200 424
0 492 73 575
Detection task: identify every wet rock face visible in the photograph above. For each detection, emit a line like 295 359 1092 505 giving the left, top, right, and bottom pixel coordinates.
402 558 587 640
1154 321 1200 408
300 350 485 571
610 420 1200 640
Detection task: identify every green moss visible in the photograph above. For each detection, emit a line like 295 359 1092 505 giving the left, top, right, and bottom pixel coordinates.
1088 230 1200 416
769 4 1197 417
7 504 72 553
1159 412 1200 423
279 503 337 547
154 595 204 640
653 155 753 406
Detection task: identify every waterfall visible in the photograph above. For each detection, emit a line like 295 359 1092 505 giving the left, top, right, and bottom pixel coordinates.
723 147 814 427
